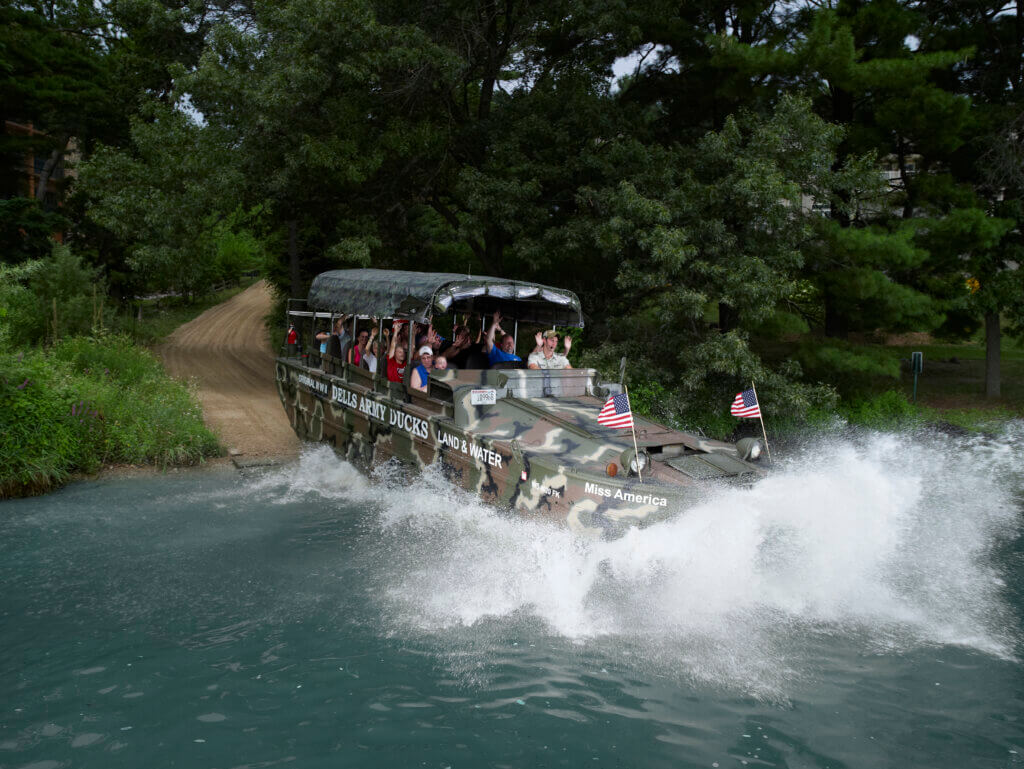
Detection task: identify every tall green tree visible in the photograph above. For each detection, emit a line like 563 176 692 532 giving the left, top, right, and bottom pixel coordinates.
715 1 970 342
919 0 1024 397
0 3 111 199
79 104 244 297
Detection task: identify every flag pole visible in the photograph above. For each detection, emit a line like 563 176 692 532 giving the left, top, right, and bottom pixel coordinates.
749 380 772 463
624 385 642 482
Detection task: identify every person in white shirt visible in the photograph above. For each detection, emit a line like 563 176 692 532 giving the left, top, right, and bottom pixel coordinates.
362 332 379 373
527 329 572 370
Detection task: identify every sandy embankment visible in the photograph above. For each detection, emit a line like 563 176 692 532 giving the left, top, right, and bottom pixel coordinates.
158 280 299 465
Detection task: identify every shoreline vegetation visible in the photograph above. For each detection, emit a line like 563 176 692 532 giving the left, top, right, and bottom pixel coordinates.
0 284 259 499
1 335 220 498
6 0 1024 498
3 267 1021 501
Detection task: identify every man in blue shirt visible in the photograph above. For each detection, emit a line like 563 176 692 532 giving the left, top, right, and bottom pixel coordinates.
485 311 521 366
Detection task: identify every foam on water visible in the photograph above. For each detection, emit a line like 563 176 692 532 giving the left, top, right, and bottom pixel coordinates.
249 428 1023 696
235 445 375 504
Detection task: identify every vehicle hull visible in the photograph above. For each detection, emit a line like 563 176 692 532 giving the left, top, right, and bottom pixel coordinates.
275 358 716 536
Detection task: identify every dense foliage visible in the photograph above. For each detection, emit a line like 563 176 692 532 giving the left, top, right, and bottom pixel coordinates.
3 0 1023 432
0 335 219 497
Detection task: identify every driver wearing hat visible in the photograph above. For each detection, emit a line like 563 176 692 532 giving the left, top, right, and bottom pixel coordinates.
528 329 572 370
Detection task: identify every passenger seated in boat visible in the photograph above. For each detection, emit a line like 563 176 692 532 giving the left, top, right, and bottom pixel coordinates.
440 324 472 367
361 326 380 373
385 326 408 383
315 324 330 356
485 311 521 367
410 346 434 392
527 329 572 370
348 328 370 367
448 315 488 368
317 316 344 363
323 316 349 363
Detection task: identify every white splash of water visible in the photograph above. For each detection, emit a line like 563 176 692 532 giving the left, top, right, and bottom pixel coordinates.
363 427 1022 693
239 445 374 504
238 427 1022 696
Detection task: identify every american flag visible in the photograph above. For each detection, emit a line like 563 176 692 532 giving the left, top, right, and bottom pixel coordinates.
730 388 761 418
598 392 634 428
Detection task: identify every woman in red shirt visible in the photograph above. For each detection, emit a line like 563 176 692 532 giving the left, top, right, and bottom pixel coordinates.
386 324 409 383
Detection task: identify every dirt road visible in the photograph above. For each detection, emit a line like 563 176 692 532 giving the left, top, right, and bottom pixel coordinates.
159 281 299 460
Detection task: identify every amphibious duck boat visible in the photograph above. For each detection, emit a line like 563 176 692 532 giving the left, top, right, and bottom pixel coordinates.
277 269 765 536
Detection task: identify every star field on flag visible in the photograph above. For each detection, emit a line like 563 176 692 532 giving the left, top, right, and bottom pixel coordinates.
730 388 761 418
598 392 634 429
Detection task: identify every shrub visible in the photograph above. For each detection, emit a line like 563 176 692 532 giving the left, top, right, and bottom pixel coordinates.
838 390 923 430
30 243 107 341
796 339 901 395
0 244 107 346
0 261 43 347
0 336 220 498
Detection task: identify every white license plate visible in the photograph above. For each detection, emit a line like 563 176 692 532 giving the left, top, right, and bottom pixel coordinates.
470 389 497 405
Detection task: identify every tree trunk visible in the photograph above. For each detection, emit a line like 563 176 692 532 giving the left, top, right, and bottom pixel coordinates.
288 220 300 298
985 311 1001 398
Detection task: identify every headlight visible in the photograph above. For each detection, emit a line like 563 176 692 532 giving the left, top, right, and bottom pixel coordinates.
736 437 762 461
620 449 650 475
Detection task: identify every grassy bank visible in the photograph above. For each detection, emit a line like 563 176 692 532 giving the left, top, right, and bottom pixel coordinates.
822 337 1024 433
1 335 220 498
0 279 266 498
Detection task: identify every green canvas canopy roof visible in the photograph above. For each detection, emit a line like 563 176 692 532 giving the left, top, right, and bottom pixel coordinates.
307 269 584 327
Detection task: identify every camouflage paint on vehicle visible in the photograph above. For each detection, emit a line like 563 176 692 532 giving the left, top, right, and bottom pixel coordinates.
276 355 765 537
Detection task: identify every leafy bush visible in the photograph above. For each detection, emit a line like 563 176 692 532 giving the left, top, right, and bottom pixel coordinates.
51 333 159 383
837 390 923 430
29 244 107 341
0 260 43 347
0 335 220 497
0 244 107 346
796 339 902 394
0 351 85 493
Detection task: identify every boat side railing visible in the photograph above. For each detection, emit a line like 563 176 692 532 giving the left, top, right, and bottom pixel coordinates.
279 353 600 421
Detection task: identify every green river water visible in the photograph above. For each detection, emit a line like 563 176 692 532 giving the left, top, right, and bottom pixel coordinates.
2 428 1023 769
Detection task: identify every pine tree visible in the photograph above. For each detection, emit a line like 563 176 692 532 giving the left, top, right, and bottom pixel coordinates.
919 0 1024 397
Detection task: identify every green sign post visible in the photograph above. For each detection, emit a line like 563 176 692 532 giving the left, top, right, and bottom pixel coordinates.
911 351 923 403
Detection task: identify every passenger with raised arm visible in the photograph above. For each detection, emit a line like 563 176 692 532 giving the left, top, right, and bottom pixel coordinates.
315 324 329 356
440 324 471 367
410 346 434 392
485 311 521 367
385 323 409 383
427 325 444 353
320 316 349 362
361 323 379 373
528 329 573 370
317 315 346 353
